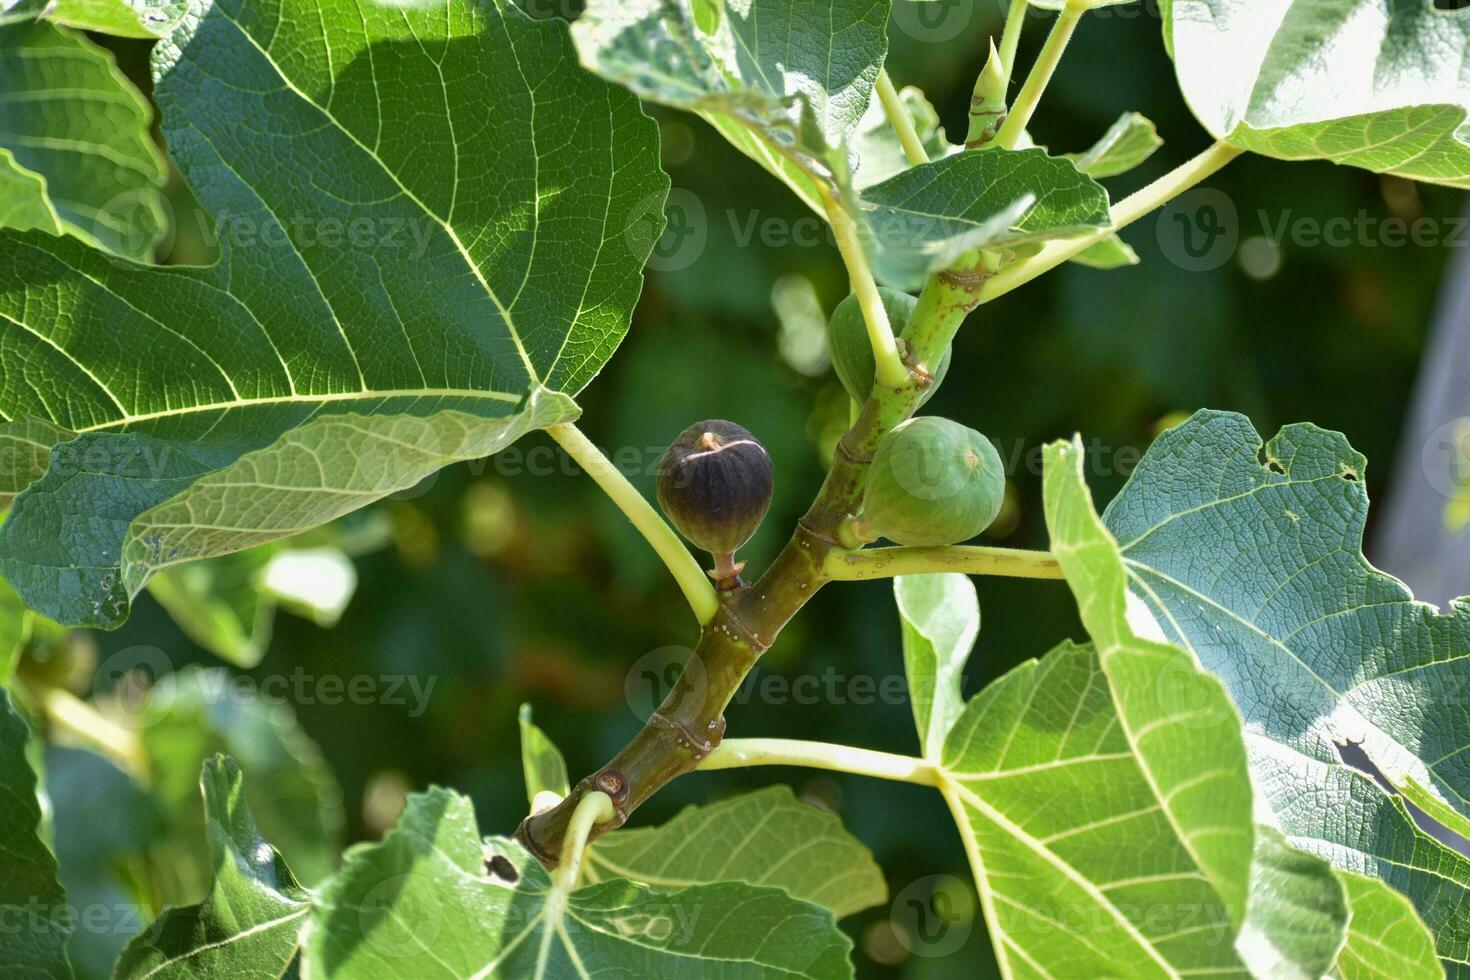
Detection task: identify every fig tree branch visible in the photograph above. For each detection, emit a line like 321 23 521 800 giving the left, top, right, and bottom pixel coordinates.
824 544 1065 581
547 422 719 625
516 251 984 865
700 737 941 786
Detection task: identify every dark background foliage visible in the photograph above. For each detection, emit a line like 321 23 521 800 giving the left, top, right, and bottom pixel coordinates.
53 2 1465 975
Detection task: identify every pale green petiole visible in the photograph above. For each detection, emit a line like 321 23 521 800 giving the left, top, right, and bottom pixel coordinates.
875 68 929 167
823 195 909 389
996 0 1029 88
824 544 1065 581
994 0 1086 150
701 737 941 786
980 140 1245 302
547 423 719 624
552 789 614 890
39 685 147 781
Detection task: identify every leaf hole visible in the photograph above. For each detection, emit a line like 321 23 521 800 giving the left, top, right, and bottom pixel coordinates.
1340 466 1359 482
484 853 519 882
1432 0 1469 11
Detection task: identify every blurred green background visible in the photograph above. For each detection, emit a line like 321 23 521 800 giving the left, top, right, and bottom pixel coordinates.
30 2 1465 976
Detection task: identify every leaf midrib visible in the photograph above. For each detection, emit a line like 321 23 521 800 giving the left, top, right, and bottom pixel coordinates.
72 386 522 433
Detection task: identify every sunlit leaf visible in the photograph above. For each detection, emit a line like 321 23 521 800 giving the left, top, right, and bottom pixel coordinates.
1238 825 1350 980
0 0 184 38
862 147 1111 285
1163 0 1470 187
572 0 888 212
1065 111 1162 180
896 562 1259 976
585 786 887 919
308 787 856 978
1332 871 1443 980
0 0 665 629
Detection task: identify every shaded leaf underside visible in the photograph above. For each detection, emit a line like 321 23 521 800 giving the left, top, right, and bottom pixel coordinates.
1100 411 1470 974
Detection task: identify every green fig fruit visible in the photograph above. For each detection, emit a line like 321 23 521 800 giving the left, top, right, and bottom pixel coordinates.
827 288 951 405
856 417 1004 546
656 420 774 576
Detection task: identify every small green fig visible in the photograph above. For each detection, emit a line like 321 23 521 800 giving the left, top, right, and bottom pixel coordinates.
827 288 951 405
855 417 1004 546
656 420 773 585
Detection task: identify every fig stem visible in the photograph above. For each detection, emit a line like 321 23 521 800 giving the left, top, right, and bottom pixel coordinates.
709 551 743 588
824 545 1066 581
701 737 941 786
876 69 928 167
994 0 1086 150
823 194 909 389
548 423 719 625
552 790 613 891
996 0 1028 91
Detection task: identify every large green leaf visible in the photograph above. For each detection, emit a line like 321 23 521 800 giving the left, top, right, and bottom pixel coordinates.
1098 410 1470 973
895 568 1259 976
939 639 1254 977
861 147 1111 286
1041 438 1257 932
572 0 888 213
113 756 309 980
583 785 888 919
0 0 665 628
1163 0 1470 187
0 686 74 980
0 19 166 259
1333 871 1443 980
307 787 856 978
